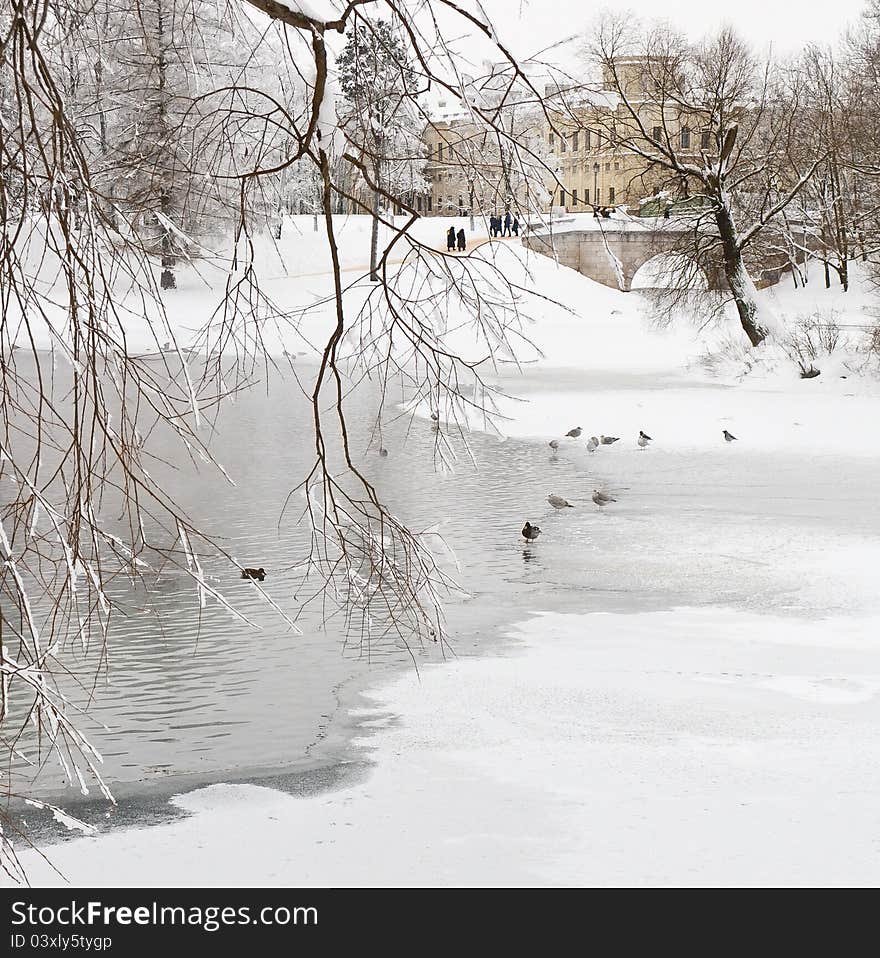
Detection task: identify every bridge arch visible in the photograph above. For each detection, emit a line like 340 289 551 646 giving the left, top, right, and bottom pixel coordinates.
522 225 726 292
629 252 709 290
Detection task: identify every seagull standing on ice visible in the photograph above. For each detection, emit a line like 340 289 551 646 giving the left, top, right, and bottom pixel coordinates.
586 436 599 453
600 435 620 445
566 426 583 439
592 490 617 507
547 494 574 509
723 429 737 442
638 430 652 449
549 439 560 450
522 521 542 541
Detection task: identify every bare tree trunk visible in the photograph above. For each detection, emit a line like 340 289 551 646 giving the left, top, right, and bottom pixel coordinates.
94 20 116 230
370 186 380 283
157 0 175 290
160 188 176 290
716 203 766 347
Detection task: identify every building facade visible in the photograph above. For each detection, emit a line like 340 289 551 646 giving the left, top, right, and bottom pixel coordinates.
543 58 709 214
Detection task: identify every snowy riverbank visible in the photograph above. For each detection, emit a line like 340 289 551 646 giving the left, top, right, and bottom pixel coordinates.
13 605 880 886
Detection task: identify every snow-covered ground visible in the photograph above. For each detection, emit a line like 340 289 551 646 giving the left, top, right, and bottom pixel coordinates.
13 607 880 886
7 219 880 887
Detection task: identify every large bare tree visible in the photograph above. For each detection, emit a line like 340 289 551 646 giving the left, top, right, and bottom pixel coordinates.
0 0 559 879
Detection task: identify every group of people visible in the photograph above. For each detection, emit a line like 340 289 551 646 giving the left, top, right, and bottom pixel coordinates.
592 206 614 219
490 211 519 237
446 226 467 252
445 209 521 253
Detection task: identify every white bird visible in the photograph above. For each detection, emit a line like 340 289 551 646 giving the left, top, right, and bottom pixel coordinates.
547 494 574 509
586 436 599 453
592 489 617 507
600 435 620 445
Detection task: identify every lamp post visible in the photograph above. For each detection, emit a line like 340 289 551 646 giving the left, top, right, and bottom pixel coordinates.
593 162 599 209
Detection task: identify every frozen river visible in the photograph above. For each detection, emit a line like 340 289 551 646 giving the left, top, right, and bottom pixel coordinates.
7 351 880 852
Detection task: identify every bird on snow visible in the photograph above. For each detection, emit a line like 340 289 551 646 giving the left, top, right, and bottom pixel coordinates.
547 494 574 509
586 436 600 453
565 426 583 439
637 431 652 449
522 521 542 541
600 435 620 445
591 490 617 507
548 439 560 450
241 567 266 581
723 429 737 442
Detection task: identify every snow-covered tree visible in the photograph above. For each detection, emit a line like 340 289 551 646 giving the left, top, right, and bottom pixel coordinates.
584 19 823 346
337 18 427 280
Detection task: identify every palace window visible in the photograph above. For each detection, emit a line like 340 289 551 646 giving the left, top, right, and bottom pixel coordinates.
549 131 554 147
584 188 590 204
438 142 444 160
701 130 711 150
428 196 433 212
561 134 567 152
652 125 662 141
609 187 615 204
680 127 691 149
585 130 591 149
572 131 579 151
572 188 578 206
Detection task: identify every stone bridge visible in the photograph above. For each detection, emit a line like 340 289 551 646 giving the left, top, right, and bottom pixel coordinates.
521 223 727 291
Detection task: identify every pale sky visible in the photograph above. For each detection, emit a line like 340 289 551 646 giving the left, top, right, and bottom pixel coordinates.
479 0 869 61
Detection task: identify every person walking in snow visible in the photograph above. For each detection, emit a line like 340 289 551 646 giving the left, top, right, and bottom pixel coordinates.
446 226 456 252
456 227 466 252
503 211 512 236
512 215 520 236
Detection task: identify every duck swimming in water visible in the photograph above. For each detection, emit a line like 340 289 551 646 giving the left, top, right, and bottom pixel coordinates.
241 567 266 581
